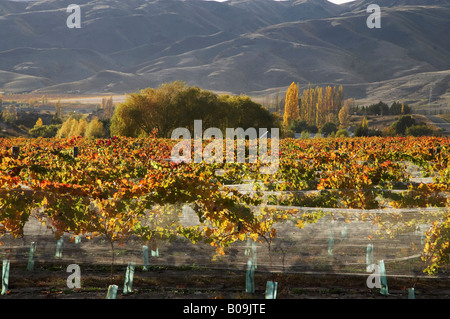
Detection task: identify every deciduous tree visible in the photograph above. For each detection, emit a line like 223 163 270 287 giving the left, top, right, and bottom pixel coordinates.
338 101 351 129
35 118 43 127
85 117 105 138
283 82 299 127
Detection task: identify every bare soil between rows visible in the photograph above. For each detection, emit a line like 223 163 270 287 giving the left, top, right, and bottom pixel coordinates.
1 261 449 299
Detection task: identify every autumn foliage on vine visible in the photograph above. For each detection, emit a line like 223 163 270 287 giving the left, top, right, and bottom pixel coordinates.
0 135 449 273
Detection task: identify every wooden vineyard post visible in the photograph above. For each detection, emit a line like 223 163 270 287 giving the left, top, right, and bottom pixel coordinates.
73 146 79 159
11 146 19 158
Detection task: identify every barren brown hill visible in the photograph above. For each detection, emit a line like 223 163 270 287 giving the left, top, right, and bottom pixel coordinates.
0 0 448 106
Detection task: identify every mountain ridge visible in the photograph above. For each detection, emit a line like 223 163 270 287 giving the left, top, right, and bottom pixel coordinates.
0 0 449 106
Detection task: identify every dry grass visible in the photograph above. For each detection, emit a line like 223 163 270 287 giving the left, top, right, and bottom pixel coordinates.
438 114 450 123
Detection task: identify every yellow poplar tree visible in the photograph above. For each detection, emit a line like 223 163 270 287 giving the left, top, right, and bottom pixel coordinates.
283 82 299 127
340 98 355 128
35 118 43 127
73 119 88 136
315 87 324 128
362 116 369 129
85 118 105 138
338 102 351 129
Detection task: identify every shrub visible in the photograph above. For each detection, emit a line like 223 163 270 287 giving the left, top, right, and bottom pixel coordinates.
406 124 434 136
382 126 397 137
392 115 416 135
29 124 60 138
299 130 310 139
320 122 337 137
355 125 369 137
335 129 349 137
289 119 318 133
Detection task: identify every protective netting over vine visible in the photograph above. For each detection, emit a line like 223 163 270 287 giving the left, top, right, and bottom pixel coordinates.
2 204 448 278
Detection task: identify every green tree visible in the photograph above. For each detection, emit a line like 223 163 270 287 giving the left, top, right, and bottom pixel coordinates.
111 82 277 138
405 124 433 136
299 130 310 139
289 119 309 133
288 119 317 133
3 104 17 123
320 122 337 137
111 81 189 138
392 115 416 135
391 101 411 115
336 129 349 137
222 95 275 131
110 100 142 137
29 124 60 138
355 117 369 137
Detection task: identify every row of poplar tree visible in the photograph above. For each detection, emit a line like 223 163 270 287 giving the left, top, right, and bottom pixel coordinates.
283 82 348 130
